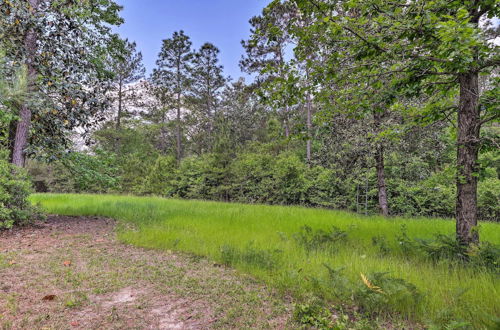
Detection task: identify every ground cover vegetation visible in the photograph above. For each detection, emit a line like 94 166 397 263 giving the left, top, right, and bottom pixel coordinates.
32 194 500 328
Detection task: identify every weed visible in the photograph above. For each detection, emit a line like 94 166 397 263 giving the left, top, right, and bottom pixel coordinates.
396 224 417 257
397 225 500 271
322 264 352 300
467 242 499 272
294 225 348 253
64 291 88 308
354 272 421 317
220 243 282 270
293 298 334 329
371 235 391 255
416 234 468 262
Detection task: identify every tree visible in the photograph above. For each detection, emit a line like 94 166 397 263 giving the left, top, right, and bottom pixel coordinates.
189 42 227 153
241 1 298 138
0 0 123 165
108 37 145 129
290 0 499 245
219 78 270 149
10 0 40 167
152 30 194 161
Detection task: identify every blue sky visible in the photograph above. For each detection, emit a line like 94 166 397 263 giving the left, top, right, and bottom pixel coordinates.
114 0 271 80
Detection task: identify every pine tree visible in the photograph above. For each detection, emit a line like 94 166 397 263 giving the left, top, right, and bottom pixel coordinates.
108 37 145 129
240 1 297 138
189 43 227 153
152 31 194 161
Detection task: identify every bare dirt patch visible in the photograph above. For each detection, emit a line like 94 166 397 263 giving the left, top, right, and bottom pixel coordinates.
0 216 292 329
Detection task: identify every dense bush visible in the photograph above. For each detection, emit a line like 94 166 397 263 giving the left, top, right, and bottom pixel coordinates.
0 152 40 228
28 150 120 194
29 141 499 221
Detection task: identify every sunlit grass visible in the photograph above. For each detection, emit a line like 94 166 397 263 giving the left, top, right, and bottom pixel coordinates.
31 193 499 328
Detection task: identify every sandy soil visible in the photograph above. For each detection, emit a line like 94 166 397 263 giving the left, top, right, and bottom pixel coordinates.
0 216 292 329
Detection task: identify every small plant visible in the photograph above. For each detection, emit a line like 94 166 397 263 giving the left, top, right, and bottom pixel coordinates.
396 224 417 257
354 272 421 317
323 264 352 300
220 244 237 266
64 291 88 309
371 235 391 255
416 234 468 262
220 243 282 270
467 242 499 272
294 225 348 253
293 298 334 329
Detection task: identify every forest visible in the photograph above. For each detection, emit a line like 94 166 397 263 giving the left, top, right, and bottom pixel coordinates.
0 0 499 329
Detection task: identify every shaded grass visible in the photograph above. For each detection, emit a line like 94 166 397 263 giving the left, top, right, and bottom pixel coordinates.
31 193 500 328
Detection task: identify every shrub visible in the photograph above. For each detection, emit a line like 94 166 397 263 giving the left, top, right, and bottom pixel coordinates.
354 272 421 317
294 225 349 253
478 177 500 221
0 154 40 228
141 155 177 196
28 150 120 194
371 235 391 256
293 299 334 329
396 225 500 271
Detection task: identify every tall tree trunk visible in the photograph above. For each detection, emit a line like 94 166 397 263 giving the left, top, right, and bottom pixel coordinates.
116 79 123 129
456 72 480 246
306 91 312 165
11 0 39 167
7 120 17 162
375 144 389 217
373 111 389 217
283 107 290 138
176 92 182 161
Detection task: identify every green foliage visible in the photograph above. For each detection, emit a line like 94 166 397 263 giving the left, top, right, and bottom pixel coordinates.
220 243 282 270
28 150 119 194
371 235 391 256
396 225 500 271
0 152 40 228
354 272 422 317
59 150 120 193
478 177 500 221
294 226 348 253
141 155 177 196
293 299 334 329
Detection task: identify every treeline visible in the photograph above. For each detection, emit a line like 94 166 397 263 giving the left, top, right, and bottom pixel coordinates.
28 21 499 221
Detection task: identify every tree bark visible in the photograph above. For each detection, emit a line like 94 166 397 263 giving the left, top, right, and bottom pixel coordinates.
456 71 480 246
306 91 312 165
373 111 389 217
375 144 389 217
11 0 39 167
7 120 17 162
116 79 123 129
176 91 182 161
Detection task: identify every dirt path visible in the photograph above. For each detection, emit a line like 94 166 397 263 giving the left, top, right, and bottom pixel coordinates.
0 216 292 329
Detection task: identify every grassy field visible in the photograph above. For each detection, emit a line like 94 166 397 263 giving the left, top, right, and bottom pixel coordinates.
31 194 499 328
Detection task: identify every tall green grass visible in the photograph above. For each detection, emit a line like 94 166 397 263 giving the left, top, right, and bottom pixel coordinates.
31 194 499 328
